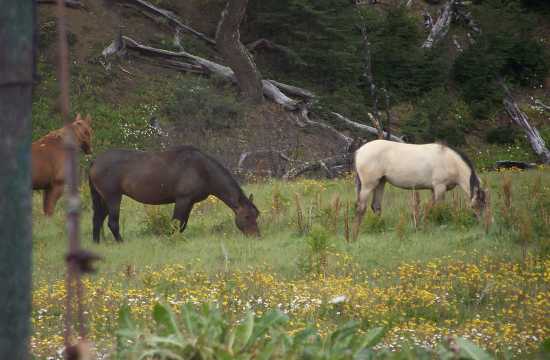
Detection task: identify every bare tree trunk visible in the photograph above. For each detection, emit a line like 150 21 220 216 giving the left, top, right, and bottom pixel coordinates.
216 0 263 104
0 1 34 359
502 83 550 164
357 4 387 139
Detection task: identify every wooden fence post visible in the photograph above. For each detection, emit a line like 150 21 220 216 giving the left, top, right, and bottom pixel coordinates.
0 1 35 359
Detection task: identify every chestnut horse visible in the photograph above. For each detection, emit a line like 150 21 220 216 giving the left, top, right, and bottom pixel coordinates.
89 146 260 242
352 140 487 240
32 114 93 216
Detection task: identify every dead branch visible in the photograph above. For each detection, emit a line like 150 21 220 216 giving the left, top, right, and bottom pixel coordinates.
534 99 550 112
283 154 352 180
296 107 354 152
125 0 216 45
501 82 550 164
332 112 405 142
423 9 434 30
381 88 392 140
422 0 455 48
237 150 292 175
356 4 386 139
246 38 297 58
266 79 315 99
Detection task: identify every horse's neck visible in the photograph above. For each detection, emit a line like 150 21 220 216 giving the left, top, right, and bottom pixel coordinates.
456 160 473 198
211 181 242 212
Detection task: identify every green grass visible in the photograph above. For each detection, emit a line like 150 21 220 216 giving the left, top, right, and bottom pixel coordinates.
33 167 549 283
31 168 550 358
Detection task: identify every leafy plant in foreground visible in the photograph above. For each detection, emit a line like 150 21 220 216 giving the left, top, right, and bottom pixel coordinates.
116 303 495 360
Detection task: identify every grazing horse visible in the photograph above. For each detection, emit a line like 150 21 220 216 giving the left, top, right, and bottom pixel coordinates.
32 114 93 216
88 146 260 242
352 140 487 239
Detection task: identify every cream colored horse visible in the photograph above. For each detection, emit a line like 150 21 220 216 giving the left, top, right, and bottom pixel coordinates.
352 140 487 239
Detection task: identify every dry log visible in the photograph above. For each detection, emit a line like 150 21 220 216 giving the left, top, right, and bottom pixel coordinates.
502 83 550 164
283 154 352 180
266 79 315 99
331 112 405 142
125 0 216 45
495 160 537 170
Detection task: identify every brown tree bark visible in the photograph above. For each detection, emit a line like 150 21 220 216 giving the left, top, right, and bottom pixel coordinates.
216 0 264 104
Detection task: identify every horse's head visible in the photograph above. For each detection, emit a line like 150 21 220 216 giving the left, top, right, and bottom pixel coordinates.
71 113 93 154
471 185 488 217
235 193 260 237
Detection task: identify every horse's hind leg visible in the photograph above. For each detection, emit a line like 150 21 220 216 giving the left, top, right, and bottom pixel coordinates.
173 197 194 233
106 195 123 242
371 179 386 215
92 204 108 243
352 182 377 241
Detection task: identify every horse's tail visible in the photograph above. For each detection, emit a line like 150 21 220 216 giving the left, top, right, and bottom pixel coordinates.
88 164 106 219
353 151 362 198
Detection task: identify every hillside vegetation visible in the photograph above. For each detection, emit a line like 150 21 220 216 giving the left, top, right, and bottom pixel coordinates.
34 0 550 170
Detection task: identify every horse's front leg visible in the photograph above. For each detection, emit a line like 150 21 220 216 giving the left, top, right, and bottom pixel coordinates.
432 184 447 203
43 182 64 216
173 197 194 233
352 183 376 241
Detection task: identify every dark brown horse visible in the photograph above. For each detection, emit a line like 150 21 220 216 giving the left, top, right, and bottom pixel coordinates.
89 146 260 242
32 114 93 215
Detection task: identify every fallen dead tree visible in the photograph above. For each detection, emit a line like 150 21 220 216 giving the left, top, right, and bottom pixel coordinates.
502 83 550 164
332 112 405 143
282 153 352 180
422 0 455 48
103 35 354 153
122 0 216 45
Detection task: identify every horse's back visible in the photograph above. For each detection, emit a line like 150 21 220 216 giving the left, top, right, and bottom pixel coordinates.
89 147 209 204
354 140 457 189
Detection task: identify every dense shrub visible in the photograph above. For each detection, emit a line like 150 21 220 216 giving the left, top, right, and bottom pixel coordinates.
402 88 472 146
453 0 549 118
164 77 245 131
485 126 519 144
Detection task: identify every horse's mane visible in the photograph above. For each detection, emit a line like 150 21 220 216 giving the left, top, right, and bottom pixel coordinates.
438 143 475 173
437 142 480 197
170 145 258 210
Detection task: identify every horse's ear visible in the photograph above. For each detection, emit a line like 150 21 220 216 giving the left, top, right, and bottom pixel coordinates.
85 114 92 124
74 113 82 122
248 193 254 203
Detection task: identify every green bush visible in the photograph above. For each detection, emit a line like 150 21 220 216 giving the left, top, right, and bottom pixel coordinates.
402 88 472 146
453 0 549 118
164 77 245 131
142 205 179 237
485 127 518 144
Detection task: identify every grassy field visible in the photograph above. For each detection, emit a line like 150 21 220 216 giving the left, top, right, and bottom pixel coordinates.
32 168 549 359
